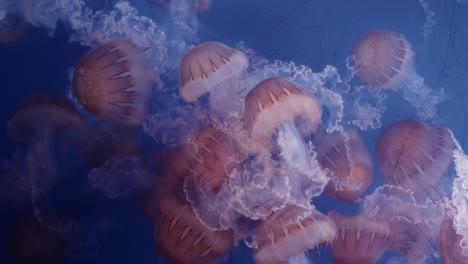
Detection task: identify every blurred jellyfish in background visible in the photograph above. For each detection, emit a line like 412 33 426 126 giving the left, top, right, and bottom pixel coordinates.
248 204 336 264
8 210 71 264
7 91 89 231
315 127 373 203
350 30 447 121
361 185 444 264
376 119 454 194
73 38 153 126
327 210 393 264
86 120 155 200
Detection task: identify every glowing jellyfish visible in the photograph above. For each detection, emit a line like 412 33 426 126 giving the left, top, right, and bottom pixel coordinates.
182 126 243 230
73 38 153 126
315 127 373 203
376 119 454 194
351 30 444 120
327 210 393 264
242 77 326 209
9 211 70 264
439 217 468 264
179 41 248 119
361 185 443 264
250 204 336 264
7 91 88 226
151 172 233 264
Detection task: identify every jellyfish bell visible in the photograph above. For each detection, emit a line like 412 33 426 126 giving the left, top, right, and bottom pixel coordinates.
351 30 413 89
150 172 233 264
244 77 321 146
179 41 248 118
327 210 393 264
315 127 373 203
73 38 153 126
439 217 468 264
250 204 336 264
376 119 454 194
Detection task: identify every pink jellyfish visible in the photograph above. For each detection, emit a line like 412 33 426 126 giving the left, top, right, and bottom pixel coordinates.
439 217 468 264
327 210 393 264
179 41 248 119
351 30 444 120
73 38 153 126
149 171 233 264
376 119 454 194
315 127 374 203
250 204 336 264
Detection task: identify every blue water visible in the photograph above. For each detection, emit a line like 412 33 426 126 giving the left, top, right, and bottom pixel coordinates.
1 0 468 263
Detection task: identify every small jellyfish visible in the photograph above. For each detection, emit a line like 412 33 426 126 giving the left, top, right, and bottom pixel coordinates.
327 210 393 264
250 204 336 264
439 217 468 264
179 41 248 119
376 119 454 194
351 30 444 120
315 127 373 203
73 38 153 126
0 12 28 43
243 77 326 209
150 172 233 264
9 211 70 264
7 91 88 226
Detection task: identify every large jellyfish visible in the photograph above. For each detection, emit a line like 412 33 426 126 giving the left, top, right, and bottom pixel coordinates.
73 38 153 126
242 77 327 209
327 210 393 264
179 41 249 120
7 91 89 229
315 127 374 203
350 30 445 120
376 119 454 194
249 204 336 264
149 171 233 264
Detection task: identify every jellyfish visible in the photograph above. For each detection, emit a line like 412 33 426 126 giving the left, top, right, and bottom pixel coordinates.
327 210 393 264
315 127 373 203
8 211 70 264
7 91 89 229
150 171 233 264
350 30 445 120
242 77 327 209
0 11 28 43
249 204 336 264
376 119 454 194
182 126 243 231
439 217 468 264
361 185 443 264
179 41 249 120
73 38 153 126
